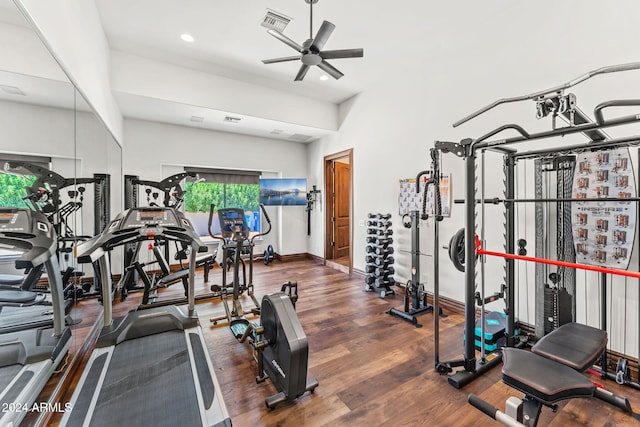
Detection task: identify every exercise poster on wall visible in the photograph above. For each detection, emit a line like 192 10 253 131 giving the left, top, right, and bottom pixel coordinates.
571 148 636 269
398 174 451 217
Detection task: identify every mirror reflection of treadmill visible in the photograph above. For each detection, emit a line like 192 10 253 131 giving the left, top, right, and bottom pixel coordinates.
0 208 71 427
60 207 230 427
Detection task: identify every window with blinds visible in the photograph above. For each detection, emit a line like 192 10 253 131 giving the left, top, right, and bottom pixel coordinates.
183 167 262 236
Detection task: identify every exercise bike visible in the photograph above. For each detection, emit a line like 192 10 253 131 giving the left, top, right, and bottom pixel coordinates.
208 204 318 408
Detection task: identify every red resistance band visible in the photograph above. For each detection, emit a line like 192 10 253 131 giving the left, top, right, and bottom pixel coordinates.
474 235 640 280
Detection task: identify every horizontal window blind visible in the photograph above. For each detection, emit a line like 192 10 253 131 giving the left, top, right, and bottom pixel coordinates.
0 153 51 172
184 167 261 185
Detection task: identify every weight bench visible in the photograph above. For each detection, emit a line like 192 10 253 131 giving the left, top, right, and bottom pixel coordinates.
195 252 216 283
175 245 217 283
469 322 632 426
0 267 48 307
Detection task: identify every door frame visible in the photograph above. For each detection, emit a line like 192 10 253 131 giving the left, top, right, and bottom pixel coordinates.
324 148 353 273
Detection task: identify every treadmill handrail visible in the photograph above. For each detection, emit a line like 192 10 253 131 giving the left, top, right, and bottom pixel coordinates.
0 210 58 268
75 208 206 263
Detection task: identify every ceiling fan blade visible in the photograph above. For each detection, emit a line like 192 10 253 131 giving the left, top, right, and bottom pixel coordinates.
311 20 335 52
267 29 303 52
320 48 364 60
262 55 301 64
294 64 311 81
318 60 344 80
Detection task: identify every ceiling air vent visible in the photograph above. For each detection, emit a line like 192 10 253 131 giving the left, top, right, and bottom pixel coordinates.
260 9 292 32
270 129 284 135
288 133 313 142
223 116 242 123
190 116 204 123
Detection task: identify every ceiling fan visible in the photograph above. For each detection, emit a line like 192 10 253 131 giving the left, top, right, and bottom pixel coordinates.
262 0 364 81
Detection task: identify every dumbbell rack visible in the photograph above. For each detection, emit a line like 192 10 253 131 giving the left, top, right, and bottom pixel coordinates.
364 213 395 298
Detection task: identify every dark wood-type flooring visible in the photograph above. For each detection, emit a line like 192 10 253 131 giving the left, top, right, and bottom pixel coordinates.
24 259 640 426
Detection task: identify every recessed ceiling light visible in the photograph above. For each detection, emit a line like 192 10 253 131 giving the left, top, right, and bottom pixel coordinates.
181 33 195 43
319 75 329 81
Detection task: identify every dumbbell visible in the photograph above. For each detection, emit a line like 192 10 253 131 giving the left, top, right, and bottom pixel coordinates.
366 242 392 253
375 266 395 276
364 264 377 274
375 277 395 287
367 235 393 243
364 274 376 284
368 213 391 220
373 246 394 256
374 256 394 266
367 228 393 236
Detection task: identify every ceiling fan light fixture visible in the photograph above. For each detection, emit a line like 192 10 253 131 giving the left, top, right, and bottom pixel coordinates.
319 75 329 81
261 0 363 82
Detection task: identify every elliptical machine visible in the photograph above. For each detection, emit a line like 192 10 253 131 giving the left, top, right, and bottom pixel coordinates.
208 204 272 327
208 204 318 408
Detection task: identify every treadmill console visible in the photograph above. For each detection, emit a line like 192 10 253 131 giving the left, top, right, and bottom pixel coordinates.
218 208 250 240
0 208 57 268
0 208 50 235
111 207 191 231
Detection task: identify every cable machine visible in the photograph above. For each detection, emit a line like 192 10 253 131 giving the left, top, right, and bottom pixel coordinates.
434 61 640 389
4 161 110 303
120 172 215 298
389 148 443 326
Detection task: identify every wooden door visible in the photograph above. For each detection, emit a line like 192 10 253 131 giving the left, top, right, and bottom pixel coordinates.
334 161 350 258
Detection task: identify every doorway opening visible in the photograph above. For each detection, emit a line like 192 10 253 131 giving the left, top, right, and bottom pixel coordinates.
324 149 353 274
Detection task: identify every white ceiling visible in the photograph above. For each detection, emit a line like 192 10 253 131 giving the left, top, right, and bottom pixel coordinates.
13 1 639 144
95 0 374 104
95 0 384 141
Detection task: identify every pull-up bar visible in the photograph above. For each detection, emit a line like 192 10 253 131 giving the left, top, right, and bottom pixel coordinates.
474 236 640 280
454 61 640 127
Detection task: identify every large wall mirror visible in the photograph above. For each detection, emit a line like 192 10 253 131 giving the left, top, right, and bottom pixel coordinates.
0 0 122 421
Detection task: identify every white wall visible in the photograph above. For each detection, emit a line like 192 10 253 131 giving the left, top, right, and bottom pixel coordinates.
0 20 67 81
0 100 121 272
0 100 75 157
16 0 123 144
122 118 309 256
112 52 338 132
308 1 640 354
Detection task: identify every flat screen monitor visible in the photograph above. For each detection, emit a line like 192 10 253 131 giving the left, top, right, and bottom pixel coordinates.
259 178 307 206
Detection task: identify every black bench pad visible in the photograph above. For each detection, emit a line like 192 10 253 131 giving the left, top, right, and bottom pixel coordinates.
0 275 24 286
502 348 594 406
0 288 37 304
532 322 606 371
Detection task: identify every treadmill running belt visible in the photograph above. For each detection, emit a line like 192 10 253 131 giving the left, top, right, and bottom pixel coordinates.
0 364 22 390
0 305 53 331
189 332 214 407
0 369 35 422
90 330 202 427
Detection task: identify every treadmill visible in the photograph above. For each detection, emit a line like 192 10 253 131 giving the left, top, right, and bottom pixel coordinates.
0 208 71 427
61 207 231 427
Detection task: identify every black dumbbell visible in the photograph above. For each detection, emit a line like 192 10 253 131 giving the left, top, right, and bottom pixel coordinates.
375 266 395 276
374 256 394 266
